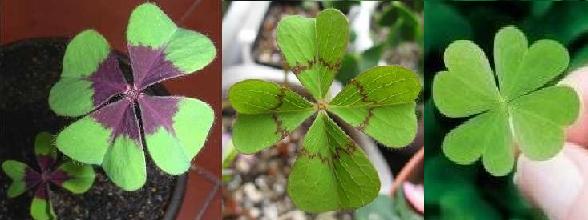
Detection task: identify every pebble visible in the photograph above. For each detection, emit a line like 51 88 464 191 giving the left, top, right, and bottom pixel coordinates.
243 182 263 203
279 210 306 220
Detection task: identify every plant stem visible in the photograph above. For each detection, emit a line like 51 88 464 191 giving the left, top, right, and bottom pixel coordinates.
390 146 423 196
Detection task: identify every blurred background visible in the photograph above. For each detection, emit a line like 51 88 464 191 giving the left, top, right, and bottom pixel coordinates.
221 1 423 219
424 1 588 219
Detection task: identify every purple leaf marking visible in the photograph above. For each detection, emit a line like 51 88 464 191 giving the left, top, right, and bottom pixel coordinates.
129 46 182 90
36 155 57 173
25 168 42 189
89 53 128 108
33 185 48 199
138 95 178 135
93 99 141 141
48 170 69 186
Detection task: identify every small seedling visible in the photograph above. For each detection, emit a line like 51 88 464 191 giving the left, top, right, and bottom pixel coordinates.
228 9 421 212
433 26 580 176
2 132 95 220
48 3 216 190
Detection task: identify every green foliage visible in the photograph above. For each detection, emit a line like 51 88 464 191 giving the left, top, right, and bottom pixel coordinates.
2 132 95 220
127 3 216 74
229 9 421 212
31 197 56 220
49 3 215 191
49 30 108 117
433 26 579 176
424 2 588 218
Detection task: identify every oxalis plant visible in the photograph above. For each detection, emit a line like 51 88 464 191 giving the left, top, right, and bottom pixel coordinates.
2 132 95 220
228 9 421 212
433 26 580 176
48 3 215 190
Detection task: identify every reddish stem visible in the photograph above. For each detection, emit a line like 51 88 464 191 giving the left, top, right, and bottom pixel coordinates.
390 146 424 196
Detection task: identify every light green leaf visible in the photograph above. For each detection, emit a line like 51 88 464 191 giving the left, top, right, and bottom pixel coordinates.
102 136 146 191
62 30 110 78
316 8 348 65
494 26 528 92
329 66 420 147
56 161 95 194
229 80 315 153
34 132 56 159
145 127 191 175
276 15 316 68
442 110 511 171
127 3 177 48
34 132 58 169
172 98 215 164
511 86 579 160
288 113 380 212
277 9 348 100
163 29 216 74
56 116 111 165
481 128 514 177
433 41 501 118
49 30 111 117
127 3 215 75
2 160 33 198
499 39 569 100
435 26 580 175
142 96 214 175
31 197 56 220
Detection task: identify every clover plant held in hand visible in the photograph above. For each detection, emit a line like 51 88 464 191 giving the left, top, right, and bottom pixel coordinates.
228 9 421 212
433 26 580 176
2 132 95 220
49 3 216 190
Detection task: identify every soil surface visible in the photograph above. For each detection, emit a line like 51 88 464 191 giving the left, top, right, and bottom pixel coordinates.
0 39 178 219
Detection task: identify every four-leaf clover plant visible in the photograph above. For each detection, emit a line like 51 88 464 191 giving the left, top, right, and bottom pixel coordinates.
228 9 421 212
433 26 580 176
2 132 95 220
48 3 216 190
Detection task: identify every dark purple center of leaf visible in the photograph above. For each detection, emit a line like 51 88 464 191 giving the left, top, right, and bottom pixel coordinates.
25 168 42 189
128 46 183 89
93 99 141 140
34 185 48 199
138 96 178 135
89 53 128 107
86 45 186 147
36 155 56 172
48 169 70 186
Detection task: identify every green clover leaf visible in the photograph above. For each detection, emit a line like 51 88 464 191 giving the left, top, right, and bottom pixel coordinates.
49 3 215 191
433 26 580 176
229 9 421 212
2 132 95 220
